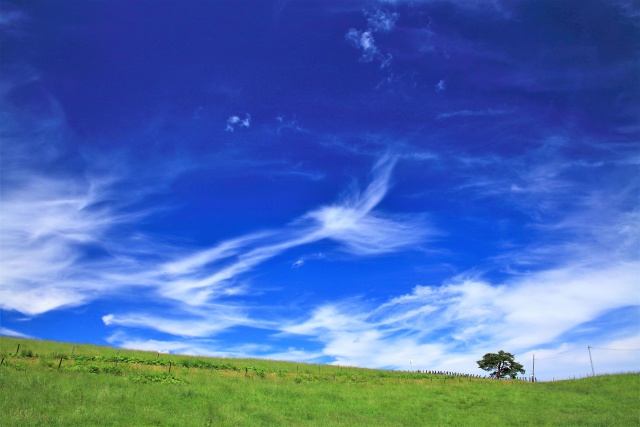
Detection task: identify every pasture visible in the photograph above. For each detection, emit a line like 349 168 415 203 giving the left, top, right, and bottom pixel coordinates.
1 337 638 426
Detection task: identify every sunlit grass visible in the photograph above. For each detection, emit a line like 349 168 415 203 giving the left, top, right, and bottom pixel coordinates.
1 337 638 426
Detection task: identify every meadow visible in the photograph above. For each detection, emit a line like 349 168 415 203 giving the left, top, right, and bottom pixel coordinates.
1 337 638 426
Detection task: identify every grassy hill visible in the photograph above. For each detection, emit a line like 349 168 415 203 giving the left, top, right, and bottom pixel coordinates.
1 336 638 426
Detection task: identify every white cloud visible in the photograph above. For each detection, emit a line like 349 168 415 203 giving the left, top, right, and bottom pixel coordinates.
291 252 324 269
365 9 399 33
101 154 433 332
346 28 382 64
308 207 426 255
450 139 640 261
225 113 251 131
102 261 639 379
0 69 189 316
435 79 446 92
302 155 430 255
0 165 156 316
106 331 274 358
261 347 325 363
517 334 640 380
107 332 218 356
2 148 428 329
275 147 639 376
5 70 636 380
0 147 190 316
0 327 33 339
278 261 639 378
291 259 305 268
103 303 259 338
346 7 399 68
275 115 303 134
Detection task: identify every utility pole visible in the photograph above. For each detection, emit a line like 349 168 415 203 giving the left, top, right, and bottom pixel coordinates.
588 346 595 376
532 354 535 382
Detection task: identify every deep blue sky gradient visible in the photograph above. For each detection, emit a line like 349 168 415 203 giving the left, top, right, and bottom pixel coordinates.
1 0 639 379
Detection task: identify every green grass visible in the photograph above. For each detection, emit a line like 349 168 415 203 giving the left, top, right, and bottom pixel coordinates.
1 337 638 426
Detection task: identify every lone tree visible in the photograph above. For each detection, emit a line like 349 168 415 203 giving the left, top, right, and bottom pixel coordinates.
477 350 525 379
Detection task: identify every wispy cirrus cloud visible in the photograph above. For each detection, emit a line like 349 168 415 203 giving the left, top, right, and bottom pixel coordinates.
268 135 640 378
102 302 261 338
0 327 34 339
106 330 328 363
275 115 304 134
346 8 398 68
346 29 387 65
0 160 189 317
291 252 325 269
103 154 434 333
2 72 432 330
106 331 273 358
446 138 640 286
101 227 639 377
0 76 134 315
365 9 399 33
0 174 142 315
0 70 190 316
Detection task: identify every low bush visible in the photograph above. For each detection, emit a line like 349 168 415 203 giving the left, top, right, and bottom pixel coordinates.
129 372 186 385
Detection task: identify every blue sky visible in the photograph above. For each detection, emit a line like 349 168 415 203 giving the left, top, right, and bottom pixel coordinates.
1 0 638 380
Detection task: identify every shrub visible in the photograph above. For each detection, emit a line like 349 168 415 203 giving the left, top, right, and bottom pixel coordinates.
129 373 186 385
101 366 123 375
20 349 35 358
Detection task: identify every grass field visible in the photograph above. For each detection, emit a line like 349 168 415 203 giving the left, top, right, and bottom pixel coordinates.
1 337 638 426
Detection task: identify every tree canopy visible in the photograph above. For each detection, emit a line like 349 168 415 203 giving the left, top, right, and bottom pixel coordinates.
477 350 525 379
